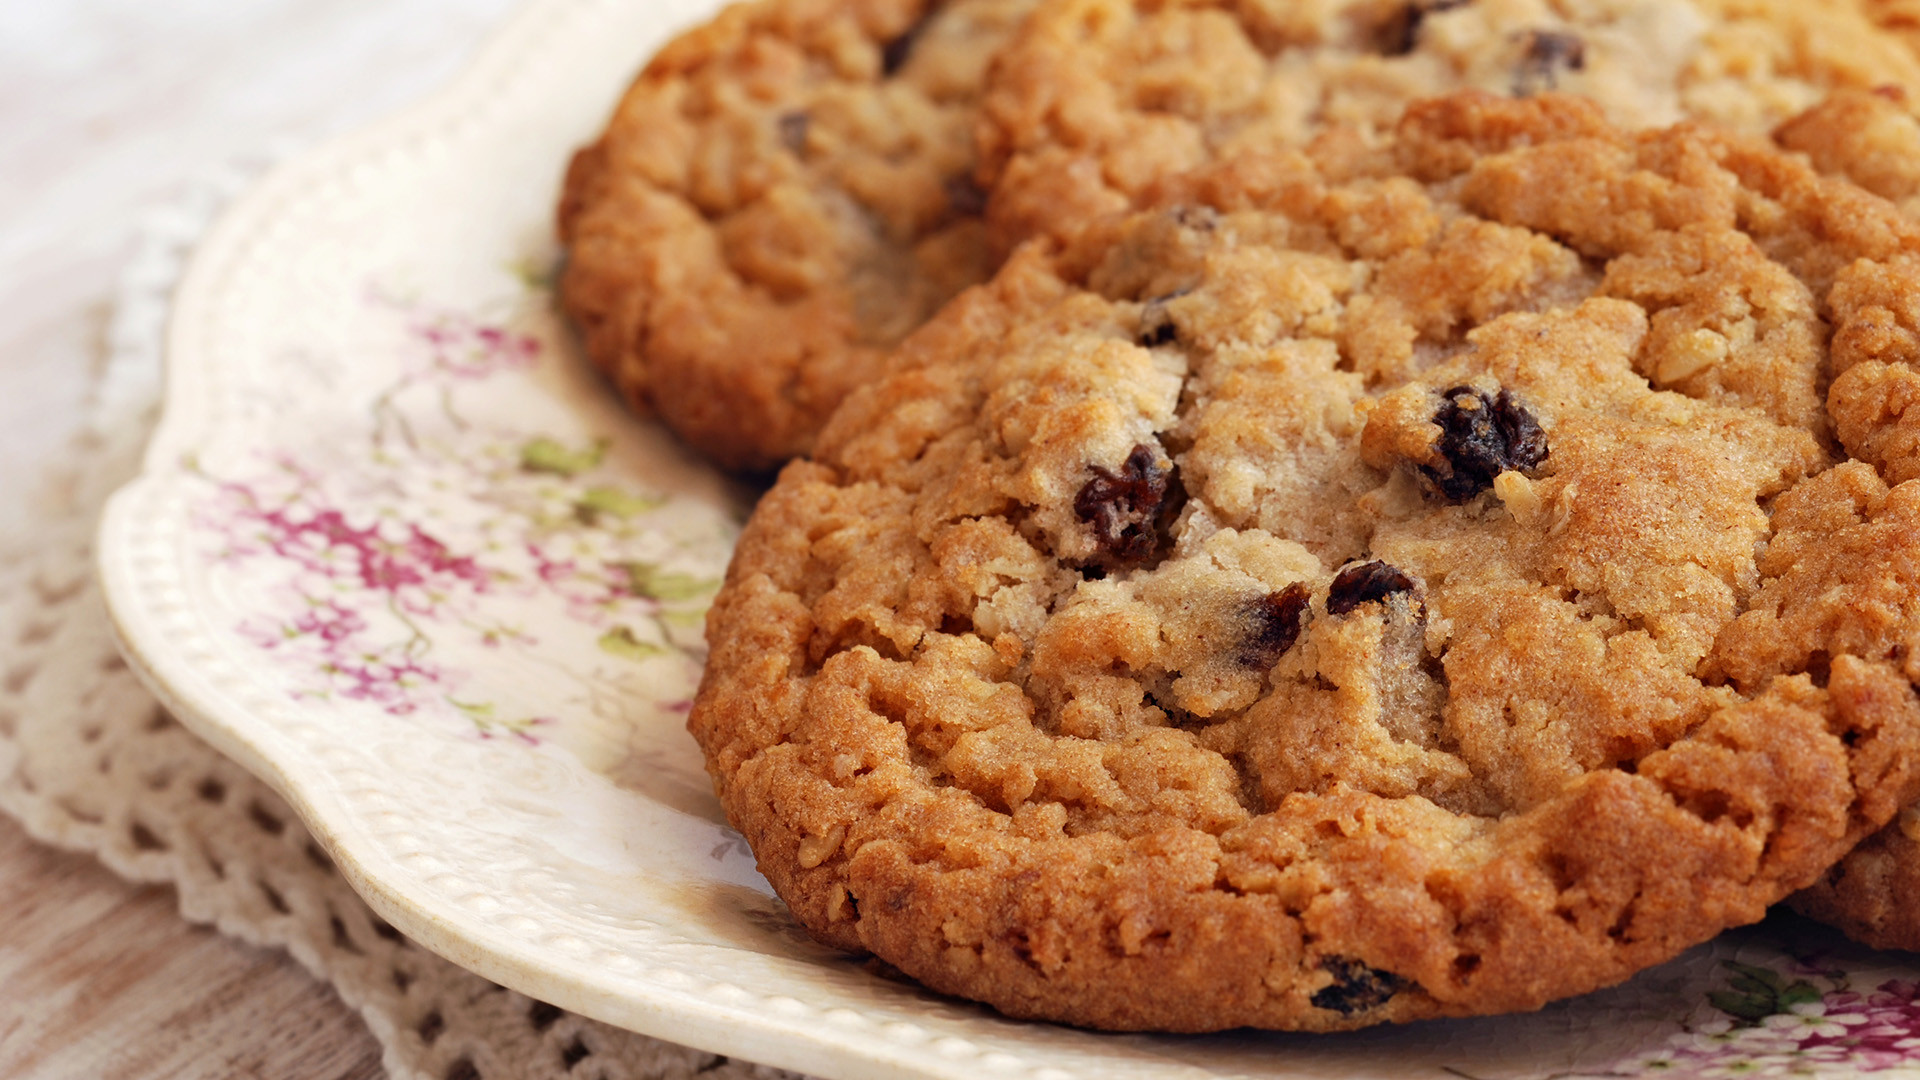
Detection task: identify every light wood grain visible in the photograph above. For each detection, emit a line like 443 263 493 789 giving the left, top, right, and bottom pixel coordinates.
0 814 386 1080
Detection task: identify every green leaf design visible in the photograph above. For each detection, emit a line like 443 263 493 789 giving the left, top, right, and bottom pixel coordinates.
509 255 556 291
1707 962 1825 1027
1708 990 1778 1023
574 486 664 522
599 626 670 662
658 608 708 632
1725 962 1785 993
520 436 607 477
626 562 718 604
1779 981 1823 1008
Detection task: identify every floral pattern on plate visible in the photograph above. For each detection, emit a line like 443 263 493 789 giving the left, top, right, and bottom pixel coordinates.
1611 949 1920 1078
188 279 735 752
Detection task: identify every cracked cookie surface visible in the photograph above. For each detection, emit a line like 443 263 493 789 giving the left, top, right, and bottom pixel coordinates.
978 0 1920 256
559 0 1920 474
557 0 1034 470
1758 460 1920 952
690 94 1920 1031
1768 86 1920 952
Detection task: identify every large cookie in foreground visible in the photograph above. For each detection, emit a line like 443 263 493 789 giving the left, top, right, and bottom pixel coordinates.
558 0 1034 471
689 94 1920 1032
978 0 1920 254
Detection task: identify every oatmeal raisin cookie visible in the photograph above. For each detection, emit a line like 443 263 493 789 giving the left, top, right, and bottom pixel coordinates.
690 94 1920 1029
558 0 1034 470
978 0 1920 254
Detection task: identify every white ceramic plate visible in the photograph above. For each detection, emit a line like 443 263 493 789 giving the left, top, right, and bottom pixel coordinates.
97 1 1920 1076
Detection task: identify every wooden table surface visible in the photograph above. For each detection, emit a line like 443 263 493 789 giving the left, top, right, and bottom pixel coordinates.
0 2 527 1074
0 815 384 1079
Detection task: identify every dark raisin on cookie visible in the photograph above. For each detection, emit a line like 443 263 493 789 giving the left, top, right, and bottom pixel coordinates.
945 175 989 218
1310 957 1410 1015
1242 583 1312 667
1426 386 1548 501
1136 290 1192 347
1514 30 1587 96
1327 562 1419 616
1380 0 1472 56
778 111 811 156
881 10 937 76
1138 315 1178 348
1075 444 1180 566
1169 205 1220 232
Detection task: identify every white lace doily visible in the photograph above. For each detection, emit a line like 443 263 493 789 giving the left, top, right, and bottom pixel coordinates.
0 165 809 1080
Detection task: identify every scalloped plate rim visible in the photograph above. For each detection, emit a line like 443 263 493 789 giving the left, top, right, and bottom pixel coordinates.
88 0 1061 1076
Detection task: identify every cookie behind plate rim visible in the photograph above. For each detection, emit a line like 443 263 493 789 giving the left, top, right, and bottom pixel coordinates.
558 0 1035 471
688 93 1920 1031
978 0 1920 256
559 0 1920 473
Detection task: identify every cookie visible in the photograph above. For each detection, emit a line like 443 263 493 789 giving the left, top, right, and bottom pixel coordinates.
1758 83 1920 951
977 0 1920 255
689 93 1920 1031
1777 86 1920 215
1862 0 1920 64
557 0 1034 471
1795 808 1920 951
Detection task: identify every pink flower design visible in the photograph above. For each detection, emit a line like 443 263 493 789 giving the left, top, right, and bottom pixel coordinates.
1608 964 1920 1076
412 312 539 381
197 290 716 744
216 479 468 718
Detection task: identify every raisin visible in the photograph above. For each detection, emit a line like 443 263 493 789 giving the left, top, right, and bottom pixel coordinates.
1139 317 1177 348
1074 444 1181 567
1242 583 1311 667
1327 562 1418 616
1426 385 1547 501
1380 0 1471 56
778 111 810 156
881 10 936 76
945 175 988 218
1169 204 1220 232
1311 956 1410 1015
1514 30 1586 96
1136 290 1191 347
